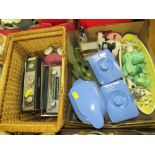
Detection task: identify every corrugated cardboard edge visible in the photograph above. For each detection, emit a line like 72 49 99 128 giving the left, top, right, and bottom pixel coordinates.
149 20 155 53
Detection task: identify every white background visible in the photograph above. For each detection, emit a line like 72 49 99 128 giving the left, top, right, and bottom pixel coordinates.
0 0 155 155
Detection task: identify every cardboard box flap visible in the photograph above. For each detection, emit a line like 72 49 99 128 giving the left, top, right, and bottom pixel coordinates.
149 20 155 52
85 21 145 41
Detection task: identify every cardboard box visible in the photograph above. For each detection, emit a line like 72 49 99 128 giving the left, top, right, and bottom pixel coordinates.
148 20 155 55
59 128 155 135
66 21 155 129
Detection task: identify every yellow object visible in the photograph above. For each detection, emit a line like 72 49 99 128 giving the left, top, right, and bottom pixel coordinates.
72 92 79 100
86 72 91 78
81 67 85 72
24 88 32 97
119 34 155 114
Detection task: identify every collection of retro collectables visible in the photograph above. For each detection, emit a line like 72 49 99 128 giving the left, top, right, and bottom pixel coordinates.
0 19 155 135
66 21 155 133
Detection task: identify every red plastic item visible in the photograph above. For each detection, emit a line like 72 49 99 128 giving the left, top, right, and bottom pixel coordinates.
37 19 68 26
0 29 21 36
79 19 133 28
28 23 52 30
36 19 73 32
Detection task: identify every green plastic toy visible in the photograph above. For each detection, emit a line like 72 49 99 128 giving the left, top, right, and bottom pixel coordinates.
120 34 155 115
133 73 152 88
122 49 150 88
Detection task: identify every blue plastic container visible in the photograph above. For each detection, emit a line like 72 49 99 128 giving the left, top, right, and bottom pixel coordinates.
68 79 106 129
100 80 139 123
88 49 123 85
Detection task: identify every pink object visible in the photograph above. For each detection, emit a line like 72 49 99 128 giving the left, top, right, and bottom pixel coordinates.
106 32 122 41
44 53 62 66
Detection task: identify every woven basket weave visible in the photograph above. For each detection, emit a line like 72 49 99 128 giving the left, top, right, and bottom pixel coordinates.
0 26 67 133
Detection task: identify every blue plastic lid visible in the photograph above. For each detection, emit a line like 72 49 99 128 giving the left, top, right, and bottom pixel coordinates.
100 80 139 123
113 94 125 106
88 49 123 85
68 79 106 128
100 61 110 71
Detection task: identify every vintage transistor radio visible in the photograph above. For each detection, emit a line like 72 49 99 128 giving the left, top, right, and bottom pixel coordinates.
21 56 41 112
41 64 61 117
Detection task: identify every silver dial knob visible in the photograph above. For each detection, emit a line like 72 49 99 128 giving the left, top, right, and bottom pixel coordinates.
27 96 33 103
52 70 57 75
50 101 56 108
44 47 53 55
57 47 62 55
28 79 34 85
29 63 34 69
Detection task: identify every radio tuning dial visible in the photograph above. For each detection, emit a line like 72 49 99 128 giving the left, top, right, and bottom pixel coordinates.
29 63 35 69
28 79 34 85
52 70 57 75
50 101 56 108
27 96 33 103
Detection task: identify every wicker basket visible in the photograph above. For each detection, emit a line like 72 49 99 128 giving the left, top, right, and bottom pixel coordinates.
0 26 67 133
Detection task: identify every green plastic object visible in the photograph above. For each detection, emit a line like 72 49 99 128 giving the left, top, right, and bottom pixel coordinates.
125 60 133 74
131 50 145 65
122 52 132 64
123 65 128 76
122 49 146 77
130 65 139 76
123 50 145 65
133 73 152 88
136 63 145 72
119 34 155 115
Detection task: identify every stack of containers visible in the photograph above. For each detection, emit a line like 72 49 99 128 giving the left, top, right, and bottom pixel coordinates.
69 49 139 128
